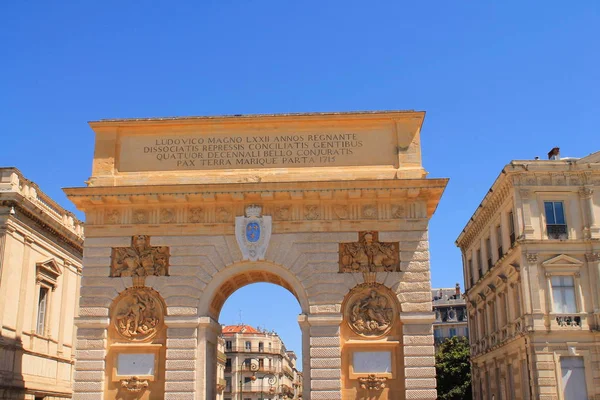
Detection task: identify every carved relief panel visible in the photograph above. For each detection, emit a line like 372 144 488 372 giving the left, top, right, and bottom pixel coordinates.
112 287 165 342
345 284 397 338
339 231 400 273
111 235 170 277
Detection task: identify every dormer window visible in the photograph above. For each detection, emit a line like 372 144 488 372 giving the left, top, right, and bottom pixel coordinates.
544 201 568 239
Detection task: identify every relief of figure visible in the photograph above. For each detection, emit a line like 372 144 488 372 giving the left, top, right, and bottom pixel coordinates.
340 231 399 272
113 289 162 341
111 235 169 277
348 288 394 336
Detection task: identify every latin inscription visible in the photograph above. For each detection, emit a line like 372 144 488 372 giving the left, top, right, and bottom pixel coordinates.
118 130 396 171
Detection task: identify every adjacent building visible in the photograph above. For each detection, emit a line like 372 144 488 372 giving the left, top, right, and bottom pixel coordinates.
221 324 302 399
456 149 600 400
432 284 469 346
0 168 84 399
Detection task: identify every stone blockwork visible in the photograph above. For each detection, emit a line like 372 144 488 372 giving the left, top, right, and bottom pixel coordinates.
66 110 447 399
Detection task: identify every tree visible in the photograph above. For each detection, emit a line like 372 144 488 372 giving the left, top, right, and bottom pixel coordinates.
435 336 472 400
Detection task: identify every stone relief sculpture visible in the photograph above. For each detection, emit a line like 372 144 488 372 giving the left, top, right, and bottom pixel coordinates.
346 285 395 337
111 235 169 277
339 231 399 273
113 288 163 341
188 207 204 223
358 374 387 391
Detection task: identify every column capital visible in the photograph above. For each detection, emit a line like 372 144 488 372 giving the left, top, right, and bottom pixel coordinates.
585 253 600 262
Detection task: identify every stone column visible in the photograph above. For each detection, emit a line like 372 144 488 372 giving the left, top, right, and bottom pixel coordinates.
585 253 600 327
164 315 200 400
307 313 343 400
72 319 109 400
400 312 437 400
519 190 535 238
298 314 312 400
579 187 598 239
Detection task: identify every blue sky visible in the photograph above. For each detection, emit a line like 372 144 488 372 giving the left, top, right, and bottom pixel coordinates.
2 1 599 365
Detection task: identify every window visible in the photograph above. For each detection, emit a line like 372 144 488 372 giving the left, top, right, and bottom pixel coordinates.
496 225 503 259
36 287 49 335
258 342 264 352
225 340 232 350
486 237 492 269
245 341 251 350
244 377 253 384
449 327 457 337
225 358 231 371
508 210 516 246
258 358 264 368
560 357 588 400
477 249 483 279
545 201 568 239
551 276 577 313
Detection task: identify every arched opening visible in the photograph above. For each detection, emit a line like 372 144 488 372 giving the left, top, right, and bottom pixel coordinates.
199 262 309 400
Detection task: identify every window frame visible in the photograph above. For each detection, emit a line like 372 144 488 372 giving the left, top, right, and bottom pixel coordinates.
543 200 568 240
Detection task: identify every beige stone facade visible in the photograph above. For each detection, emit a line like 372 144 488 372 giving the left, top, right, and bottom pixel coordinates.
456 149 600 400
65 110 447 399
221 324 302 399
432 284 468 347
0 168 84 399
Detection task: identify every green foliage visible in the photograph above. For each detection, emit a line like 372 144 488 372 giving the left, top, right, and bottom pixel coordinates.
435 336 472 400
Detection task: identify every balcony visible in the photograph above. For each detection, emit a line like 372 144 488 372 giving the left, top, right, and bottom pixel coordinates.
550 313 585 330
225 345 280 355
547 224 568 240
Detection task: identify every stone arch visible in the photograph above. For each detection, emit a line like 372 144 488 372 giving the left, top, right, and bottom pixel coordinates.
198 260 310 320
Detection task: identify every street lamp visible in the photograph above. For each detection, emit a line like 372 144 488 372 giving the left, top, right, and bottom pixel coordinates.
238 362 258 400
257 372 278 400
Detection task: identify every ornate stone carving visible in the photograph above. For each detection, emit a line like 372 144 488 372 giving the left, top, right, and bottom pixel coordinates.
579 187 594 199
120 376 149 392
113 288 163 341
391 204 405 218
160 208 175 223
346 285 395 337
106 209 120 224
333 204 349 219
188 207 204 223
358 374 387 391
304 205 320 220
216 207 231 223
526 253 538 264
111 235 169 277
275 206 291 220
132 209 148 224
235 205 272 262
585 253 600 262
339 231 399 273
362 204 377 219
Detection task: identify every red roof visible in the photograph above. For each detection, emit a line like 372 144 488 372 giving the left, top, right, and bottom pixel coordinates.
222 324 260 334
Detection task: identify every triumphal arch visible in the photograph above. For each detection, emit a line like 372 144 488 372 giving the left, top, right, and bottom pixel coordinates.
65 110 447 400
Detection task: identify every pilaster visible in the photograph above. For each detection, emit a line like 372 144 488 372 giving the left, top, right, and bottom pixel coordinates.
164 315 201 400
72 318 109 400
400 312 437 400
306 313 343 400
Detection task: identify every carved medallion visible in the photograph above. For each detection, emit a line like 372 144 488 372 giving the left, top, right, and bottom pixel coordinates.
113 288 163 341
339 231 399 273
362 205 377 219
275 206 291 221
235 205 272 261
216 207 231 223
160 208 175 223
106 209 120 224
132 209 149 224
333 204 349 219
110 236 169 277
391 204 405 219
188 207 204 223
305 205 320 220
345 284 395 337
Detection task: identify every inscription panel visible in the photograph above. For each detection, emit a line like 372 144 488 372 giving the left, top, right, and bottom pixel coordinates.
118 129 397 171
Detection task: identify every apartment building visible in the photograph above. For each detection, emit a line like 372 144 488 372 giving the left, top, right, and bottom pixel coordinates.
432 284 469 346
456 149 600 400
0 168 84 399
222 324 302 399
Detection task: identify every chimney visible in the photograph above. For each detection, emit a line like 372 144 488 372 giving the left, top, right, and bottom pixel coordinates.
455 282 461 296
548 147 560 160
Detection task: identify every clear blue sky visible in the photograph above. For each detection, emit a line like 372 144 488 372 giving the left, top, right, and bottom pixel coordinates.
2 1 599 366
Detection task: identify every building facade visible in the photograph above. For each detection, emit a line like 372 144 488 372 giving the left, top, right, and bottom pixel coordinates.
456 149 600 400
0 168 84 399
432 284 468 346
221 324 302 399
